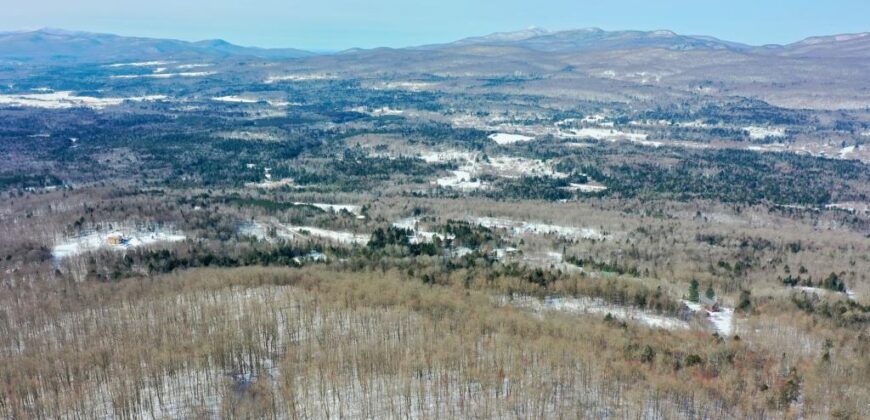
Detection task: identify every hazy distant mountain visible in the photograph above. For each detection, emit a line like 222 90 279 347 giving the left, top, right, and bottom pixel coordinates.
417 27 870 58
776 32 870 57
0 28 315 64
421 27 752 53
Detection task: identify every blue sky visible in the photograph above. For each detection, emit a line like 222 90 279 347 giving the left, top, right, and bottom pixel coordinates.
1 0 868 50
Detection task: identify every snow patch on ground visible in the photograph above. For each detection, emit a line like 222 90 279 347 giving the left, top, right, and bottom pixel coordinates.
744 126 786 140
176 63 210 69
111 72 215 79
391 217 453 244
240 221 368 245
296 203 365 219
508 296 689 331
287 226 369 245
0 91 166 109
839 145 856 157
211 96 294 107
244 178 297 189
474 217 604 241
418 149 568 190
436 170 486 191
350 106 404 116
52 227 185 260
682 300 734 336
488 132 535 145
371 81 435 91
106 61 173 67
565 183 608 193
557 127 649 143
265 73 335 83
211 95 259 104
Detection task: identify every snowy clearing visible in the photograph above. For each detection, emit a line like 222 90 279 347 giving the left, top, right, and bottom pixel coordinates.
244 178 296 189
176 63 210 69
106 61 173 67
565 183 608 193
419 149 567 190
474 217 605 241
211 96 293 107
682 301 735 336
418 150 477 164
239 221 368 245
507 296 689 331
265 74 335 83
111 72 216 79
52 227 186 260
558 127 649 143
435 170 486 191
284 226 369 245
211 95 260 104
0 91 166 109
350 106 404 116
488 132 535 145
744 126 786 140
838 145 856 157
371 81 435 91
391 217 454 244
295 203 365 218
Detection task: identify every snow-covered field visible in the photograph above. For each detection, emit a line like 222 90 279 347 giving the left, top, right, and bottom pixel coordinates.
295 202 365 218
488 132 535 145
52 227 186 260
211 95 259 104
370 81 435 91
0 91 166 109
211 96 296 107
436 170 486 191
239 221 368 245
418 148 567 190
215 130 283 141
350 106 404 116
486 156 568 178
565 183 608 193
111 71 216 79
839 145 856 157
507 295 689 331
682 301 735 336
824 202 870 214
264 73 335 83
391 217 454 244
286 226 369 245
557 127 649 143
503 250 584 274
418 150 476 164
744 126 786 140
474 217 605 241
244 178 297 189
106 61 173 67
176 63 210 69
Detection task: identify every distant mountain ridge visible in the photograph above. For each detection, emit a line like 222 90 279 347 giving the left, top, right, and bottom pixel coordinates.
0 28 315 63
1 27 869 64
423 27 752 53
415 27 870 57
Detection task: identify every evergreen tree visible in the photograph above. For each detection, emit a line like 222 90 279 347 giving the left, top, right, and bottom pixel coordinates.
705 284 715 300
689 279 700 303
